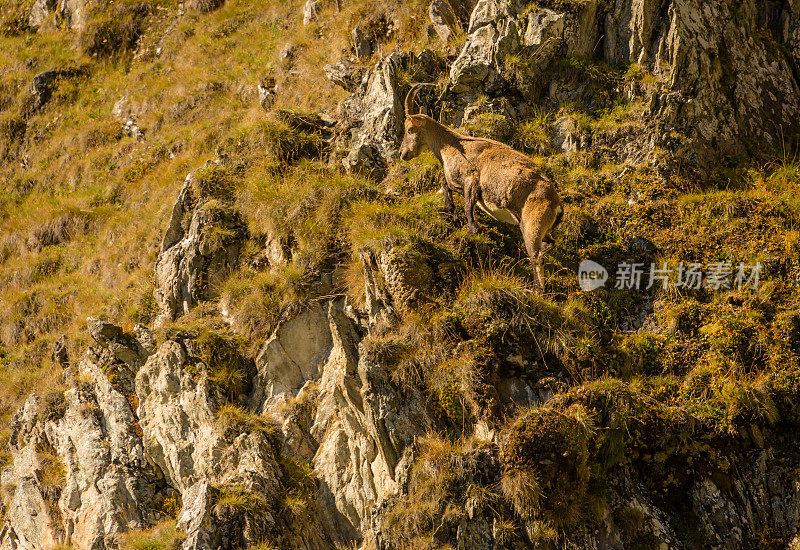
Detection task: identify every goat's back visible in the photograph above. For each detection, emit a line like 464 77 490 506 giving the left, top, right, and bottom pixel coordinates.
464 138 557 207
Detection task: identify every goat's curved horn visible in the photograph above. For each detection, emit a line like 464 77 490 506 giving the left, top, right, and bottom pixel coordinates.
404 83 435 117
404 83 423 117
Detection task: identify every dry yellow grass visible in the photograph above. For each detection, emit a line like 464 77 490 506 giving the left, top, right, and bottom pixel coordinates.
0 0 437 435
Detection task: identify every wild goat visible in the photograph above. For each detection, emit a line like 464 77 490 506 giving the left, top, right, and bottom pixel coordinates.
398 84 564 289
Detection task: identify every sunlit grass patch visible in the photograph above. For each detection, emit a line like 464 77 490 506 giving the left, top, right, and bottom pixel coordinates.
118 520 184 550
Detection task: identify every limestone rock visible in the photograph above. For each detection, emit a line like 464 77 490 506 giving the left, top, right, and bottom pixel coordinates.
111 95 146 140
324 60 365 93
135 336 320 549
310 304 431 541
429 0 462 41
0 352 159 550
28 0 55 28
29 0 91 30
185 0 224 13
176 481 218 550
57 0 91 30
24 68 83 116
86 316 151 368
177 433 285 550
135 340 220 493
441 0 800 168
279 42 297 63
333 48 445 179
1 397 63 550
449 0 522 94
302 0 320 25
52 334 68 368
523 7 565 48
52 364 156 549
340 53 405 180
352 20 376 60
552 115 589 152
250 302 334 412
359 251 399 333
134 324 157 355
153 175 247 325
243 299 432 545
258 77 277 113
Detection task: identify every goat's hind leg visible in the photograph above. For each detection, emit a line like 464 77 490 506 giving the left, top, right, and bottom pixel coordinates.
520 197 558 291
463 176 480 234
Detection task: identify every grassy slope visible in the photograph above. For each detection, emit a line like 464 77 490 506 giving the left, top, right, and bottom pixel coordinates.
2 0 800 545
0 0 428 448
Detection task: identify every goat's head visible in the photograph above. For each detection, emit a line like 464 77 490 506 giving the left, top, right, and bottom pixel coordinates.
399 84 429 161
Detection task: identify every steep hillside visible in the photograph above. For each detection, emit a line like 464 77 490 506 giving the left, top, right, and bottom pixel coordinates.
1 0 800 548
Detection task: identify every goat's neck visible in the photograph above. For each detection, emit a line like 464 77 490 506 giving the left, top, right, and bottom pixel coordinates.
424 120 465 167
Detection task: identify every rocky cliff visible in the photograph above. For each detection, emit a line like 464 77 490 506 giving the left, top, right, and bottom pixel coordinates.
1 0 800 548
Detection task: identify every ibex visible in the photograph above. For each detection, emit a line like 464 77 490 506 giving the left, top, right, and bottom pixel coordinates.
398 84 564 290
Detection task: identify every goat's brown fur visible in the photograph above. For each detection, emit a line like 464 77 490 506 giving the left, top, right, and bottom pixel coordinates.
399 86 563 289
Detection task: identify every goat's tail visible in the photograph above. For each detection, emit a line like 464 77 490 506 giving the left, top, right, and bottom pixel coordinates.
543 203 564 245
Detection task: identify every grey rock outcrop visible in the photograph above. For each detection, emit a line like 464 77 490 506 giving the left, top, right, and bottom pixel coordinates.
154 173 248 326
135 340 220 493
444 0 800 168
323 60 365 93
246 299 433 546
87 316 151 368
552 114 589 152
185 0 224 13
334 51 443 180
250 303 334 412
302 0 321 26
429 0 476 41
24 68 83 116
258 77 277 112
280 42 297 63
449 0 522 94
339 53 405 180
635 0 800 167
1 396 64 550
52 334 68 367
352 20 376 60
135 339 310 550
28 0 55 28
0 352 159 549
111 95 147 140
28 0 91 30
429 0 460 42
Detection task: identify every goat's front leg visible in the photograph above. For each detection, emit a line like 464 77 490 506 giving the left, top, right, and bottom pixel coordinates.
441 183 455 217
463 177 479 234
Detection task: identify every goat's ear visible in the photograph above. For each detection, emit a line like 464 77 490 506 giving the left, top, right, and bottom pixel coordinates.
408 116 422 127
